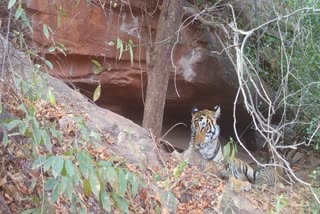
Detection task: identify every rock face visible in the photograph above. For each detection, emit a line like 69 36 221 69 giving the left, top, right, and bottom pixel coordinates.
26 0 254 149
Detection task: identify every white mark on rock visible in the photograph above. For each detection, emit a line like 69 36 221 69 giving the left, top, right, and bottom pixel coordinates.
120 12 140 38
177 48 204 82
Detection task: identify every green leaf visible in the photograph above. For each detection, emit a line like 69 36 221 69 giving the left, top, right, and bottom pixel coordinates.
128 39 134 66
163 191 177 208
97 160 112 167
48 88 56 106
92 59 103 74
52 156 64 178
20 10 32 31
100 191 111 212
44 178 58 190
83 179 91 197
6 119 21 131
118 169 127 197
139 177 146 188
15 7 24 20
42 24 50 40
223 143 230 159
65 178 74 199
129 173 139 197
77 154 88 178
44 156 56 172
89 172 101 200
65 159 74 177
231 143 236 160
154 174 161 182
111 192 129 213
174 160 188 178
93 84 101 102
2 133 8 147
106 167 118 189
97 167 107 181
64 148 75 156
95 67 103 74
117 37 123 60
56 43 67 56
28 107 36 117
42 130 52 153
8 0 17 9
32 155 46 169
91 59 101 67
44 60 53 69
49 126 62 144
48 47 56 53
31 120 41 145
18 121 28 135
77 152 91 178
59 176 68 194
59 6 67 17
52 184 59 203
60 164 67 177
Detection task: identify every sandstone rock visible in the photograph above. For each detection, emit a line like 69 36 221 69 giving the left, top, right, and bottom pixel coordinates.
26 0 274 150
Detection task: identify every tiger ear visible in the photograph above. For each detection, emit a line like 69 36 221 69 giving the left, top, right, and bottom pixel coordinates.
192 107 199 114
213 105 221 118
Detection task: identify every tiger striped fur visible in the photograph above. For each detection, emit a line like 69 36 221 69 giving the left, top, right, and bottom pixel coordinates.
189 106 277 185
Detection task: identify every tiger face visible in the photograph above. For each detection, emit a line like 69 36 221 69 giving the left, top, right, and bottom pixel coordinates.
191 106 221 149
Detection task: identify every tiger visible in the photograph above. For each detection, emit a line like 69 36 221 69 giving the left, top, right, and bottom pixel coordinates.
188 106 277 186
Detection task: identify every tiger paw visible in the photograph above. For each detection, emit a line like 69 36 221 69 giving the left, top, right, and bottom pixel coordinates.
229 176 252 191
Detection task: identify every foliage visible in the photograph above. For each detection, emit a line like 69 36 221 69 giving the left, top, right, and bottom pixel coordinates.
10 0 32 31
1 1 145 213
173 160 188 178
2 66 145 212
3 0 319 212
309 167 320 213
223 137 237 160
272 194 288 214
112 37 134 66
91 59 103 74
90 36 135 103
93 83 101 102
243 0 320 149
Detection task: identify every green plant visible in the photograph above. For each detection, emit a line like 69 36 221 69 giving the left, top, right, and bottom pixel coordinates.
223 137 237 160
173 160 188 178
3 95 146 213
272 194 288 214
9 0 32 31
32 150 145 213
243 0 320 150
3 1 146 212
108 38 134 66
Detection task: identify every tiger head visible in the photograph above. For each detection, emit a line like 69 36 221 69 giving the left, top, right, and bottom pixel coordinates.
191 106 221 149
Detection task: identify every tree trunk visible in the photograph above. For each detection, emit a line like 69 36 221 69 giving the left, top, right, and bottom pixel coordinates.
142 0 183 137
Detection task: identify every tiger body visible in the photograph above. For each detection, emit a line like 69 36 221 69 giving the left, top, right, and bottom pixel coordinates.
189 106 276 185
